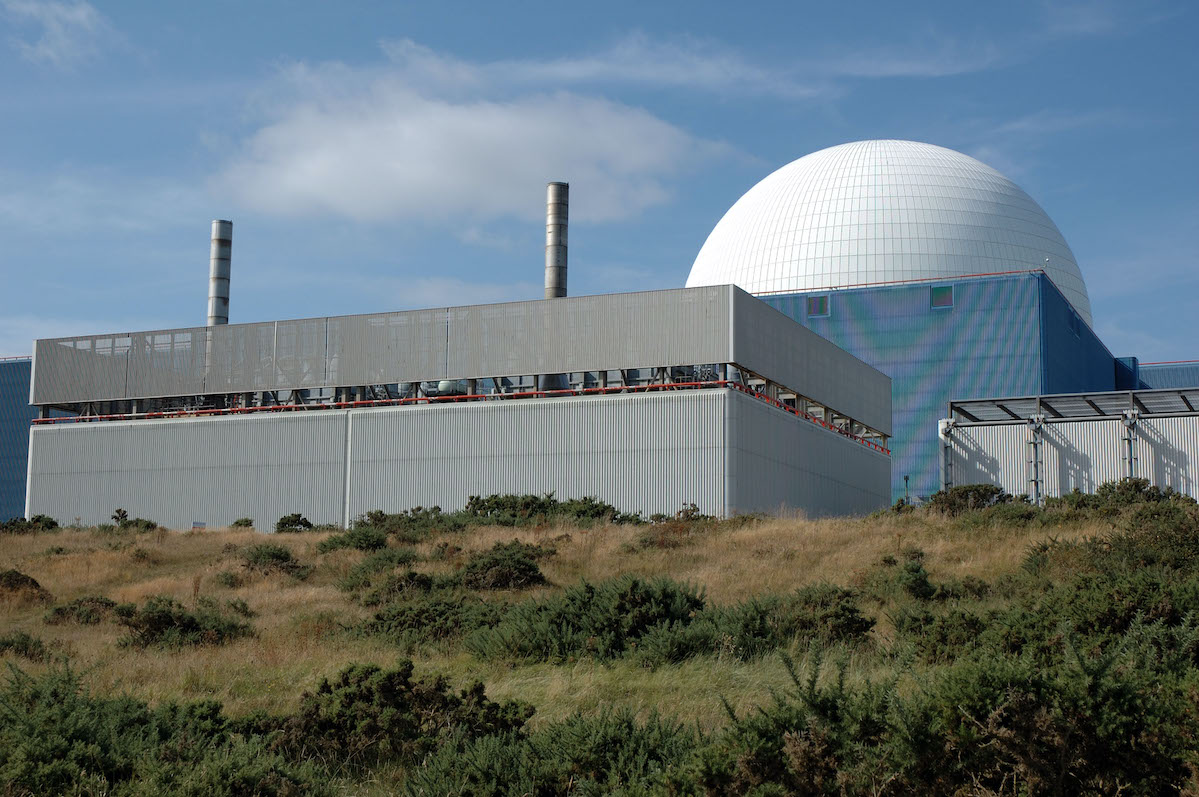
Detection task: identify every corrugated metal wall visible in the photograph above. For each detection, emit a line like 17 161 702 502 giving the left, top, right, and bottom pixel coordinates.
28 412 348 528
726 389 891 516
27 388 889 529
1140 362 1199 390
347 391 727 523
947 416 1199 498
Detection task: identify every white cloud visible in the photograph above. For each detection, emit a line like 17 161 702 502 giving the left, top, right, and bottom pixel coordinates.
216 51 730 226
380 33 826 99
826 39 1006 79
2 0 114 69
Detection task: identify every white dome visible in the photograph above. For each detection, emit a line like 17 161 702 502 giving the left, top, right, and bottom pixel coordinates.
686 140 1091 326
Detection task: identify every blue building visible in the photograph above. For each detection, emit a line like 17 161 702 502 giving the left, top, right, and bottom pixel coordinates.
0 358 34 521
685 139 1179 502
758 272 1116 500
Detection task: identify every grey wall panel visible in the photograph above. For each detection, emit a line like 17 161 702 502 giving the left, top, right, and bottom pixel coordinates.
725 389 890 517
446 287 732 378
327 310 449 386
273 318 328 390
127 329 207 398
32 336 130 404
948 416 1199 498
28 412 347 529
205 323 276 394
730 288 892 436
347 391 727 520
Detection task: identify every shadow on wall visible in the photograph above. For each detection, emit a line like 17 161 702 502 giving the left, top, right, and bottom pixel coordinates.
949 432 1001 489
1139 422 1191 496
1043 423 1094 495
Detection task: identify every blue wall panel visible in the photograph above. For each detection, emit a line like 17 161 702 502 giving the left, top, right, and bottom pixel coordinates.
1040 279 1115 395
0 360 33 521
764 274 1046 503
1139 362 1199 389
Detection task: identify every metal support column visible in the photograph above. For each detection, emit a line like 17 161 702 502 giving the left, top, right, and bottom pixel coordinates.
1122 410 1139 480
1027 415 1044 506
938 419 954 490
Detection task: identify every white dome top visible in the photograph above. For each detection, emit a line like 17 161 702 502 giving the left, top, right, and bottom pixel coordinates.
686 139 1091 326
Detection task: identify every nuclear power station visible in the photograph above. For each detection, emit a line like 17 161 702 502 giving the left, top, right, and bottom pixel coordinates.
4 140 1199 526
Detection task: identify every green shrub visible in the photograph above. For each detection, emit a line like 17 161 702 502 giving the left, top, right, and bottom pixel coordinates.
467 576 707 662
224 598 255 618
1 514 59 534
0 631 48 662
353 507 466 542
230 517 254 528
271 661 533 772
241 544 311 580
0 570 53 604
44 595 117 625
464 492 643 525
404 708 698 796
274 513 314 533
0 665 328 796
927 483 1011 515
459 541 548 590
315 526 388 554
114 596 253 648
362 592 504 649
360 570 461 607
213 570 242 589
636 585 874 666
336 547 421 594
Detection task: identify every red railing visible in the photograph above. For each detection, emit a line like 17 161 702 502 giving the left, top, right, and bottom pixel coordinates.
31 379 889 455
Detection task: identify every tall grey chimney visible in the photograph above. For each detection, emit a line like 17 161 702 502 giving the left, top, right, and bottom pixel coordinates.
207 220 233 325
544 182 568 299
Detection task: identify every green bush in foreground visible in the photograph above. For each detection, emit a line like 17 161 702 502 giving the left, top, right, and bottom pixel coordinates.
0 632 48 662
1 514 59 534
44 595 117 625
270 661 533 773
316 526 388 554
114 596 253 648
241 544 311 580
459 540 549 590
274 513 314 533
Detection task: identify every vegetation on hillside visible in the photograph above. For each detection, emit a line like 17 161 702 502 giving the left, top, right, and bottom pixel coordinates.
2 482 1199 794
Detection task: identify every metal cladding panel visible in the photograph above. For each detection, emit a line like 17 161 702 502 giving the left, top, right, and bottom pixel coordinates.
446 287 733 378
204 323 277 394
725 388 890 517
763 273 1043 502
731 288 890 437
273 318 328 390
948 416 1199 498
1140 363 1199 390
327 310 449 386
1141 417 1199 494
1040 280 1115 395
346 391 727 519
32 336 130 404
1 360 34 520
27 412 347 529
127 329 207 398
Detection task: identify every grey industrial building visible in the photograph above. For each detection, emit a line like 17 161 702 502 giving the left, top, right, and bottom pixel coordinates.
25 285 892 528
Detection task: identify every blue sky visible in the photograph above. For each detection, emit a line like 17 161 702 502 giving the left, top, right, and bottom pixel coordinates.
0 0 1195 361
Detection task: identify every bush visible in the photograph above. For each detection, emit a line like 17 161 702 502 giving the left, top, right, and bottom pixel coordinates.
404 708 698 796
1 515 59 534
360 570 461 607
114 596 253 648
464 493 642 525
927 483 1012 515
274 514 314 533
230 517 254 528
44 595 117 625
353 507 466 542
336 547 421 595
271 661 533 772
0 665 328 796
213 570 242 589
467 576 707 662
315 526 388 554
0 570 53 604
459 541 548 590
0 631 48 662
636 585 875 666
241 544 311 580
362 592 504 649
110 508 158 532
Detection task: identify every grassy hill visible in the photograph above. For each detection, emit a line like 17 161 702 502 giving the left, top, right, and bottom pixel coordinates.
2 483 1199 795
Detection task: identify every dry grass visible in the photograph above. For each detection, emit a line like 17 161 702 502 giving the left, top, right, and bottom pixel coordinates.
0 512 1103 726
